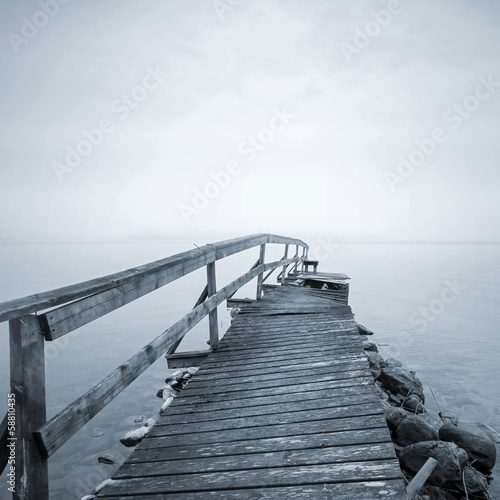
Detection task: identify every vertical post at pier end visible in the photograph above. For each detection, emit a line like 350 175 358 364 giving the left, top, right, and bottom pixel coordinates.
9 315 48 500
256 243 266 300
207 262 219 350
281 244 289 286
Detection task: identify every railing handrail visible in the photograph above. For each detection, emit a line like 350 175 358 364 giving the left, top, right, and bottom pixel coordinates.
0 233 308 323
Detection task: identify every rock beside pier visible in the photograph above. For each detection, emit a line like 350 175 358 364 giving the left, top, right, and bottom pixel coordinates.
439 424 496 472
399 441 468 486
362 330 495 499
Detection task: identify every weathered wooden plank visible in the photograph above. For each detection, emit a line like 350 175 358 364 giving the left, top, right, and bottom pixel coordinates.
196 351 365 375
214 336 362 355
98 480 406 499
184 360 370 390
126 426 390 463
165 350 210 368
168 384 374 415
97 460 402 495
116 442 397 478
148 402 384 438
157 392 379 426
10 315 48 500
139 413 388 449
196 354 366 380
180 369 372 399
199 344 363 366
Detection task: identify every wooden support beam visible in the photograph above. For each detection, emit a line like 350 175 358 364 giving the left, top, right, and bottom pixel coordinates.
165 350 210 369
256 244 266 300
10 315 48 500
207 262 219 351
167 285 209 356
281 244 289 286
406 457 438 500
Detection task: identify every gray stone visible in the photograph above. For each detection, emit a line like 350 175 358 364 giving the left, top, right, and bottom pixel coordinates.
413 411 444 433
383 358 403 368
402 394 426 413
365 351 384 379
379 365 425 403
426 486 456 500
395 415 438 447
357 323 374 335
362 340 378 352
439 412 458 426
384 406 407 430
439 423 496 472
399 441 468 486
462 467 490 497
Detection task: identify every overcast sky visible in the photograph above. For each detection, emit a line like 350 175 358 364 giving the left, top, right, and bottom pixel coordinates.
1 0 499 242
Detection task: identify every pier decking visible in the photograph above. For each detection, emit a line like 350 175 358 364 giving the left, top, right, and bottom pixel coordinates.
97 285 406 499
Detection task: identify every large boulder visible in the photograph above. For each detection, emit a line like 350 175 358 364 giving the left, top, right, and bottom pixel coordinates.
395 416 438 447
402 394 426 413
384 406 407 431
426 486 456 499
399 441 468 486
413 411 444 433
439 424 496 472
461 467 490 497
365 351 384 379
379 365 425 403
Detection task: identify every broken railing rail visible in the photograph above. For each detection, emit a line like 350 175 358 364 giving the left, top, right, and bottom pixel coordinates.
0 233 308 500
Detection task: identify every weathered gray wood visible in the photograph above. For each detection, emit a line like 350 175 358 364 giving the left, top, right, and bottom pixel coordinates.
165 350 210 368
96 460 402 496
140 413 388 449
148 402 383 437
207 261 219 350
281 244 289 285
406 457 438 499
116 442 397 478
10 315 48 500
182 359 369 390
256 243 266 300
98 480 406 499
127 426 389 463
157 392 379 426
169 384 374 415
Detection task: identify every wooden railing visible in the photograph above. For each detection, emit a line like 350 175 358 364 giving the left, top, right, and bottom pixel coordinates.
0 233 308 499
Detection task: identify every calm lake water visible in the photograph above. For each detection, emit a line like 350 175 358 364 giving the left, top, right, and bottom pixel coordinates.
0 240 499 499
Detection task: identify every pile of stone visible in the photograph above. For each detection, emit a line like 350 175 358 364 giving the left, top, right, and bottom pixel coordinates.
359 324 497 500
119 366 199 448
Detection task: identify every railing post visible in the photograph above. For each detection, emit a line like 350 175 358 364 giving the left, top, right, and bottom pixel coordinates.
300 247 306 273
256 243 266 300
9 315 48 500
292 245 299 276
206 262 219 350
281 244 289 286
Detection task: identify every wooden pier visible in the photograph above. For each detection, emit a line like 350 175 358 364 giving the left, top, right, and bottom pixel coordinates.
0 234 411 499
97 285 405 498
